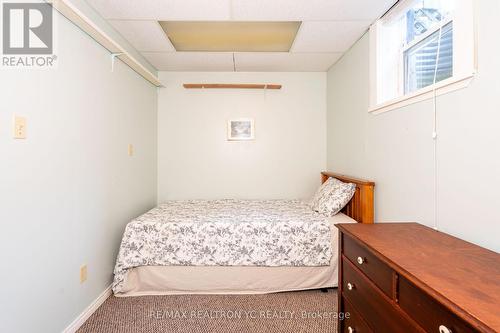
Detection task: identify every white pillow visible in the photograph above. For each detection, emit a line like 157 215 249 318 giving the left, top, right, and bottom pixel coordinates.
310 177 356 216
309 178 334 210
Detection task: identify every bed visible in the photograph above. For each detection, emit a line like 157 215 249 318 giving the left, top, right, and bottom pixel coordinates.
113 172 375 296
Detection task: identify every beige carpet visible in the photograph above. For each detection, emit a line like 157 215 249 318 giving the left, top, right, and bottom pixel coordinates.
78 289 338 333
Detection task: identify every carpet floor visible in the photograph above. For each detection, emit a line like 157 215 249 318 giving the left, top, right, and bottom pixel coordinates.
78 289 338 333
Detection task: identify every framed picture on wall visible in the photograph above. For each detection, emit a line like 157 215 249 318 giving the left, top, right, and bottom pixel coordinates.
227 119 255 141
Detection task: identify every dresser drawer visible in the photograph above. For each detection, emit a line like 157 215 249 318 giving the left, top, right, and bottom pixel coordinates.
399 277 477 333
343 234 394 298
342 296 373 333
342 257 422 333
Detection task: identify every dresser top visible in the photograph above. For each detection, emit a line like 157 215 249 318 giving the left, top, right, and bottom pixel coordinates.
336 222 500 332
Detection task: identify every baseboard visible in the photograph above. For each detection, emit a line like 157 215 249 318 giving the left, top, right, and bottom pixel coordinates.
63 284 112 333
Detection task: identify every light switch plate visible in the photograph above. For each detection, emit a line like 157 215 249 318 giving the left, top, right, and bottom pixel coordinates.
128 144 134 156
14 116 26 139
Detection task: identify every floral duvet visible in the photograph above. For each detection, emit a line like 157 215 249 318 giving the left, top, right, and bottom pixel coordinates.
113 200 332 293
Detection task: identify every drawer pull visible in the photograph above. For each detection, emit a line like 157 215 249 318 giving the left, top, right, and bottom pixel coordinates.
347 282 355 291
347 326 355 333
439 325 452 333
356 256 365 265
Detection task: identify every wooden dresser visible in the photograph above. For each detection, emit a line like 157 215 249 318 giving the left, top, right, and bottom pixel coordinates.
336 223 500 333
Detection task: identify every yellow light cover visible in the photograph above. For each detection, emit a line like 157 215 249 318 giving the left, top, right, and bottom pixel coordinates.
160 21 301 52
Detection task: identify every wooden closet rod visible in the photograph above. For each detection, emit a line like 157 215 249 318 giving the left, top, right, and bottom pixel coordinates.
183 83 282 90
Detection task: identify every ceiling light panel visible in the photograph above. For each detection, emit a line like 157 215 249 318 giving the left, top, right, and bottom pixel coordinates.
160 21 301 52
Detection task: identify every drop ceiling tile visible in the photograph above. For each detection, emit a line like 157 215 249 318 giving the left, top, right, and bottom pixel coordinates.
87 0 231 20
231 0 396 21
142 52 235 71
291 21 370 53
109 20 175 52
234 52 342 72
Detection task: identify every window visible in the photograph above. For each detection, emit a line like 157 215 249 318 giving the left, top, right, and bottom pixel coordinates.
405 21 453 93
369 0 475 113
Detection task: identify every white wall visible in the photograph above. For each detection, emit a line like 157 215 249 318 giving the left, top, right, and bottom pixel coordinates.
158 72 326 201
0 13 157 333
326 0 500 253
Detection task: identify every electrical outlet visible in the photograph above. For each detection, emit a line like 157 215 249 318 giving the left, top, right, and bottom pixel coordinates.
128 144 134 156
80 265 87 284
14 116 26 139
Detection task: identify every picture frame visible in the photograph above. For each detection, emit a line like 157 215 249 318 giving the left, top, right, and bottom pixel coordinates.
227 119 255 141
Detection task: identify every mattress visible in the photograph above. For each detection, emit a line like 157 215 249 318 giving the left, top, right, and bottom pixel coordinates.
116 213 356 296
113 200 333 294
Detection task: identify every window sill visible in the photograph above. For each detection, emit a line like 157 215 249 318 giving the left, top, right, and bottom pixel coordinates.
368 73 475 115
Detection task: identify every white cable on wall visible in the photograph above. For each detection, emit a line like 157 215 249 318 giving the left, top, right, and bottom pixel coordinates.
432 20 444 231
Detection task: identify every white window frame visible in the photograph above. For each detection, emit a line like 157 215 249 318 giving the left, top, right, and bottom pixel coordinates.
369 0 476 114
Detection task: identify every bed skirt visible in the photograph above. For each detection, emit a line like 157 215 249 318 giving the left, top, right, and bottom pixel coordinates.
115 213 356 296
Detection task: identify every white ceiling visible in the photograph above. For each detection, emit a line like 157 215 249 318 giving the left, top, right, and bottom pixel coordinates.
87 0 396 72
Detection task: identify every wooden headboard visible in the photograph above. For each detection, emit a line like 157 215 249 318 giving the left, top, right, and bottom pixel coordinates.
321 171 375 224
